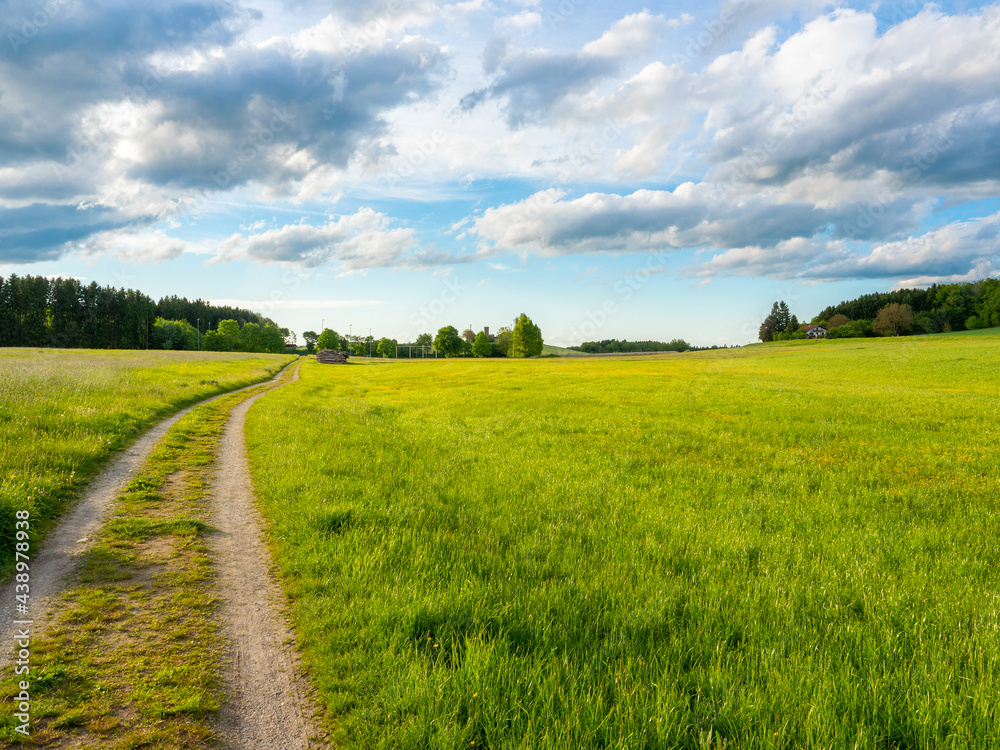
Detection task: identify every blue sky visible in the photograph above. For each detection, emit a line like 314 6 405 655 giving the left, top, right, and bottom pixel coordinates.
1 0 998 346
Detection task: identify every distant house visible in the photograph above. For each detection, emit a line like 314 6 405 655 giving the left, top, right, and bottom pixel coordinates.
802 324 827 339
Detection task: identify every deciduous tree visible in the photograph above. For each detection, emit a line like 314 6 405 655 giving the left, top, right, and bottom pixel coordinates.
217 319 240 351
511 313 543 358
873 303 914 336
433 326 464 357
472 331 492 357
317 328 344 351
493 327 512 357
376 337 397 358
240 322 263 352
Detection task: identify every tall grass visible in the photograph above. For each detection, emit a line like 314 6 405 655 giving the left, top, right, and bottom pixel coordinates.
246 333 1000 748
0 348 293 572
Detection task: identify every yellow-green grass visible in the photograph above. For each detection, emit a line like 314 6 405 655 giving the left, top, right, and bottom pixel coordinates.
0 383 275 747
0 349 294 576
246 332 1000 749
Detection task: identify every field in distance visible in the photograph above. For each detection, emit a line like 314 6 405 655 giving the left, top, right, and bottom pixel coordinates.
0 348 294 573
246 330 1000 748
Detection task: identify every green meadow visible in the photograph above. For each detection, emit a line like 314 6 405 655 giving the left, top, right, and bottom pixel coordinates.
0 348 294 572
245 332 1000 749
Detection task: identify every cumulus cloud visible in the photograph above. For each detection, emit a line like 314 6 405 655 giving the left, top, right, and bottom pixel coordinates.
213 209 417 270
470 183 910 256
684 214 1000 282
77 229 188 264
700 7 1000 190
212 208 473 272
0 0 449 264
461 12 664 127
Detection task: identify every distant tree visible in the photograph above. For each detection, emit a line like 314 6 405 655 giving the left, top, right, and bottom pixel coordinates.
493 327 512 357
260 323 286 353
785 314 800 334
873 304 915 336
317 328 344 351
827 314 851 329
461 328 476 344
415 332 433 347
759 302 782 342
433 325 464 357
376 337 397 358
472 331 493 358
777 301 791 331
349 336 367 356
511 313 544 358
151 317 198 350
202 330 227 351
283 329 296 348
302 330 318 353
217 319 240 351
240 322 263 352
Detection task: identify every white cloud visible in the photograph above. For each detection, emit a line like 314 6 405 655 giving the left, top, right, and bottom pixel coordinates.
684 213 1000 282
471 183 857 256
213 209 419 270
581 11 664 58
498 11 542 32
77 229 187 264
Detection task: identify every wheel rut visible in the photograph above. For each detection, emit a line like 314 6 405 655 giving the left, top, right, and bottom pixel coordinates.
208 360 320 749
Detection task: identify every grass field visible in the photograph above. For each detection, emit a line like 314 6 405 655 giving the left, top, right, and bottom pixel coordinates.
245 332 1000 749
0 349 294 574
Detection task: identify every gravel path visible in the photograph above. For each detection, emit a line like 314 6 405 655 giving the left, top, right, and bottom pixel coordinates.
0 362 297 669
210 360 319 749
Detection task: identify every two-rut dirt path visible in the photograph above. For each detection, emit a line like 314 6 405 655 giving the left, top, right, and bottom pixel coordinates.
2 358 318 748
210 361 319 749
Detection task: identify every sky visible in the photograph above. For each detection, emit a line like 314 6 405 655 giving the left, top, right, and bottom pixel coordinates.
1 0 999 346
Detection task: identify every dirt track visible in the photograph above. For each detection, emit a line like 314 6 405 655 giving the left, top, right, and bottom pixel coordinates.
0 362 296 670
209 359 320 749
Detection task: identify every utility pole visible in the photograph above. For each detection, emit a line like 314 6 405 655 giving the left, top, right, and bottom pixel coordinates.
369 328 372 357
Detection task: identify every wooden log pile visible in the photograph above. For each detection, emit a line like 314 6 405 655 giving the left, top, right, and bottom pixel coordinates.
316 349 350 364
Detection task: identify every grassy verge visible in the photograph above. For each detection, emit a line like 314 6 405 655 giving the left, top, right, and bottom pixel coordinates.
0 379 278 747
0 349 294 577
245 332 1000 749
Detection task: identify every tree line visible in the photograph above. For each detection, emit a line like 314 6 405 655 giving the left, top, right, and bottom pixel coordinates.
305 314 545 359
759 278 1000 342
816 279 1000 334
0 274 284 351
569 339 695 354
